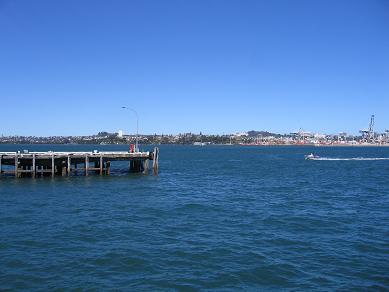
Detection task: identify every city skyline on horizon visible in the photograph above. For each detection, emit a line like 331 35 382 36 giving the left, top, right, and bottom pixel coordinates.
1 117 387 138
0 109 386 136
1 0 388 136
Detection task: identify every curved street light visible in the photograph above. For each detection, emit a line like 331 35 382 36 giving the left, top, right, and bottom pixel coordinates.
121 106 139 152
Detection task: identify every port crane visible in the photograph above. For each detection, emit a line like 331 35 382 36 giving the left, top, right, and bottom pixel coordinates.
360 115 375 142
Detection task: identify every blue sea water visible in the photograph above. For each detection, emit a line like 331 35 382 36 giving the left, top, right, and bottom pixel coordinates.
0 144 389 290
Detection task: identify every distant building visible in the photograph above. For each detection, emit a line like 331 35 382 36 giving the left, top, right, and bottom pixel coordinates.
118 130 124 138
314 133 326 139
234 132 248 137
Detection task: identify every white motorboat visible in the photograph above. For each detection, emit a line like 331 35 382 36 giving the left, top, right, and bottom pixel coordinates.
305 153 319 160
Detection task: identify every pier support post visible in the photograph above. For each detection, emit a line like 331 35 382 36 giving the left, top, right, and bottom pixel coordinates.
153 147 159 175
21 165 25 178
67 155 71 176
51 154 55 177
15 154 19 178
61 161 67 176
85 155 89 176
32 154 36 178
100 155 103 175
136 160 142 172
106 161 111 175
0 155 2 177
129 159 141 173
143 159 149 175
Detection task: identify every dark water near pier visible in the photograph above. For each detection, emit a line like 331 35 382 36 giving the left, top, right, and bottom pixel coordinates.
1 144 389 290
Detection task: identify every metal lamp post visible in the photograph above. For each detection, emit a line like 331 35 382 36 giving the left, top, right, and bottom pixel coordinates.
121 106 139 152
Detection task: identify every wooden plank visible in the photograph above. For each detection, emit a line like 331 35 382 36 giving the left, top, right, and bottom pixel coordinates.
0 152 150 158
17 170 35 173
3 170 18 174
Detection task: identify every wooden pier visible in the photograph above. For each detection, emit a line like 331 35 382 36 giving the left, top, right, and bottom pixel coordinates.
0 147 159 178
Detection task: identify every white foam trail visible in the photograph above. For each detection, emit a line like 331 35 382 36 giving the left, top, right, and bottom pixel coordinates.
310 157 389 161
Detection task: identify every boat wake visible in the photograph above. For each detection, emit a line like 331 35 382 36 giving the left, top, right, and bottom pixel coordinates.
309 157 389 161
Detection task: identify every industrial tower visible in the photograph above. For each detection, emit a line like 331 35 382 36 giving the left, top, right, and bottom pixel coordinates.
360 115 375 142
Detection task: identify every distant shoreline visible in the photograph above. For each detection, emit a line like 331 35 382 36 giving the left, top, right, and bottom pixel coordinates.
313 144 389 147
1 143 389 147
240 144 389 147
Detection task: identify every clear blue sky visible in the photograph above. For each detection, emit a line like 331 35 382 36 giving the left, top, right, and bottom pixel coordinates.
0 0 388 136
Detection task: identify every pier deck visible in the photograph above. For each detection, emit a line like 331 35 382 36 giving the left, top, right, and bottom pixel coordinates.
0 148 159 178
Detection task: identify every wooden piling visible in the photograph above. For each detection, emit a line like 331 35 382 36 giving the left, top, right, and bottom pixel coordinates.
85 154 89 176
100 155 103 175
143 159 149 174
153 147 159 175
15 154 18 178
67 155 71 176
32 154 36 178
51 154 55 177
61 161 67 176
138 160 141 172
106 161 111 175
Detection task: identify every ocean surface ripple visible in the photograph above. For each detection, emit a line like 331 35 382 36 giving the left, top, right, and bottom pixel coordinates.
1 145 389 290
